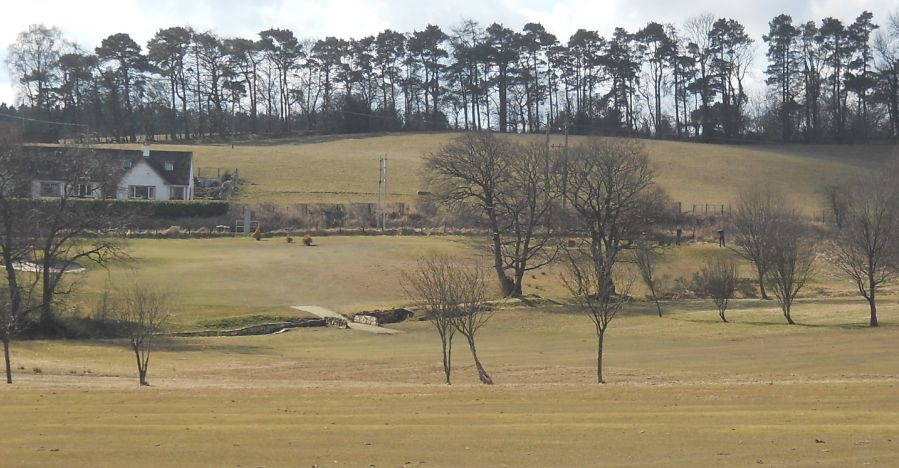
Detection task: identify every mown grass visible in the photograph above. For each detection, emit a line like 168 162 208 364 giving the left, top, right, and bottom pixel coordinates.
3 299 898 466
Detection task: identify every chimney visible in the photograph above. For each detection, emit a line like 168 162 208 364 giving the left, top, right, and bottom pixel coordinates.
142 141 150 158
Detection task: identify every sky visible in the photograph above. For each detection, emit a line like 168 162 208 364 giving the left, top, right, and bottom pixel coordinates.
2 0 896 105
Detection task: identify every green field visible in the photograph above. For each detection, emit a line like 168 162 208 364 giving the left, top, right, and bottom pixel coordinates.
99 133 897 212
6 134 899 466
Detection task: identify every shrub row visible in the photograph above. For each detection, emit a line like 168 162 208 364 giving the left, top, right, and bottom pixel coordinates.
23 198 230 218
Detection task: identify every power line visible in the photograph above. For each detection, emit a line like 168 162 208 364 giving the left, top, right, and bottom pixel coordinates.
0 112 88 128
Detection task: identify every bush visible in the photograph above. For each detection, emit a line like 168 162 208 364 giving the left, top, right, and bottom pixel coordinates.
23 199 230 219
697 258 738 323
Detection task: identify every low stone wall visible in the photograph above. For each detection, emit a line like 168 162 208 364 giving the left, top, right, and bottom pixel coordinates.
323 316 349 329
353 315 379 326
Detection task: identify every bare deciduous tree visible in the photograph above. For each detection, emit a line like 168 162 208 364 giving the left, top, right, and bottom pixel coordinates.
765 212 816 325
562 138 667 383
731 185 785 300
426 132 559 297
634 243 664 317
697 258 738 322
496 141 560 296
564 247 631 384
0 127 41 384
114 286 172 386
27 145 126 328
426 133 514 294
403 255 493 385
448 264 494 385
402 255 460 384
830 173 898 327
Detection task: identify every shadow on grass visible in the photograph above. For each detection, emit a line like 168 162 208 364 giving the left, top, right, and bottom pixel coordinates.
70 336 274 356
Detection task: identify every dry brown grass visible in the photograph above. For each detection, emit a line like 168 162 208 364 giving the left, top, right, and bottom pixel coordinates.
96 133 898 213
4 300 899 466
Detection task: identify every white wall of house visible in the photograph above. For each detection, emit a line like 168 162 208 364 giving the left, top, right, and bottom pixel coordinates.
31 180 63 198
31 180 103 199
188 159 195 200
117 160 171 201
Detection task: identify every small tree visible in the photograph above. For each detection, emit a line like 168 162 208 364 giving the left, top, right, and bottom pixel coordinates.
563 246 632 384
0 278 38 384
448 265 493 385
634 244 665 317
402 256 460 385
698 258 738 322
0 285 17 384
765 212 816 325
115 286 172 386
731 185 785 300
562 138 667 383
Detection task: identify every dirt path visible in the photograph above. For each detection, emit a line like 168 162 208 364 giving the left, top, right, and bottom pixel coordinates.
291 305 402 335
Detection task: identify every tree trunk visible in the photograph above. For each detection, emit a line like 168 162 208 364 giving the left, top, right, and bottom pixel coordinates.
512 267 525 297
441 332 453 385
133 346 147 386
784 307 795 325
757 269 770 300
487 208 513 296
596 330 605 384
868 289 878 327
466 335 493 385
3 337 11 384
40 267 55 327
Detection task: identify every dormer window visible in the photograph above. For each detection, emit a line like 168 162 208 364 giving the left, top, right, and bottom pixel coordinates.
123 160 133 169
164 162 174 171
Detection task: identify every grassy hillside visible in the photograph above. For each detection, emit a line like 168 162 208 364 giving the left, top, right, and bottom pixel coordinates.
97 133 898 212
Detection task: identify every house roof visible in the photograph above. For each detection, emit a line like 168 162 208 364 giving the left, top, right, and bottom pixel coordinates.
26 146 193 186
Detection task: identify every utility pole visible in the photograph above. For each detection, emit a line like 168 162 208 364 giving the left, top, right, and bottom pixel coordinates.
377 155 388 230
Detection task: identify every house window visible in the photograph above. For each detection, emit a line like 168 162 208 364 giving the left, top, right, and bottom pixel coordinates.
123 160 133 169
39 182 62 197
128 185 156 200
76 183 94 198
164 162 174 171
170 186 186 200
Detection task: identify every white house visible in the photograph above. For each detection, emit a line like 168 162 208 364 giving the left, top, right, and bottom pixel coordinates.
29 144 194 201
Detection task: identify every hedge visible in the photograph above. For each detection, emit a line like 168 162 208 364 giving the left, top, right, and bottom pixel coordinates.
23 199 231 218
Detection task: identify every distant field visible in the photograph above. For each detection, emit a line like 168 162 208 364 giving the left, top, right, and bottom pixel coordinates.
70 236 865 328
97 133 898 213
3 299 898 466
74 236 485 326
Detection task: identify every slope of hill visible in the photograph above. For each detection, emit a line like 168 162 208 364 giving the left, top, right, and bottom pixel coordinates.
98 133 897 212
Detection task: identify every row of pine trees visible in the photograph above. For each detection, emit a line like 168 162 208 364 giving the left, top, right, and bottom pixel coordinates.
3 11 898 142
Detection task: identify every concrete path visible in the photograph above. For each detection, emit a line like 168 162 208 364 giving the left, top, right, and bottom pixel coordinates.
292 306 402 335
